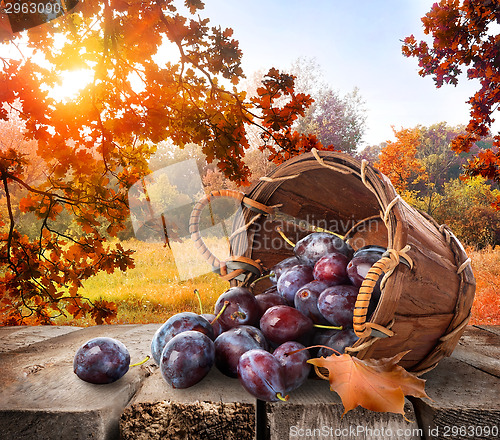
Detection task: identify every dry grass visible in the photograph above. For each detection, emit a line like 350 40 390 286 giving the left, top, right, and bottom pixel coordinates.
467 246 500 325
54 238 230 326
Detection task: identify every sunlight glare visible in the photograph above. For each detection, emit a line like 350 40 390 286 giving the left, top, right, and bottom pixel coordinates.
49 68 94 102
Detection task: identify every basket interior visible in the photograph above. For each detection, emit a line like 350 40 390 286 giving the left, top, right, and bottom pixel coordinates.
237 163 389 293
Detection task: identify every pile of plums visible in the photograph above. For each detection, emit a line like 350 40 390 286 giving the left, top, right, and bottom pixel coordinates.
147 232 386 401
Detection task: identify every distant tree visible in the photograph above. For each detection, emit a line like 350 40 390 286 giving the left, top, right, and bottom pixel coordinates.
417 123 466 183
202 147 276 193
202 168 228 194
290 57 367 153
403 0 500 207
241 58 367 154
375 127 427 193
414 123 470 213
356 143 385 164
295 88 366 153
433 177 500 248
376 123 489 215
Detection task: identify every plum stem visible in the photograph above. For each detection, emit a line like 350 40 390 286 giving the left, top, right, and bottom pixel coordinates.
211 300 229 325
288 344 342 357
275 226 295 247
194 289 203 314
130 355 150 367
276 392 289 402
308 225 345 240
313 324 343 330
249 272 274 289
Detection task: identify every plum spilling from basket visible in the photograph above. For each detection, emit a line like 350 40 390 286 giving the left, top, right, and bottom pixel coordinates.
150 232 387 401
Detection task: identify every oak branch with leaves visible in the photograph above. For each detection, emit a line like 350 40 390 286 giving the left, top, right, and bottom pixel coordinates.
0 0 332 325
402 0 500 207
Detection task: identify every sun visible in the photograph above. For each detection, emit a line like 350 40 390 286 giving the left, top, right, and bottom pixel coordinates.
49 68 95 102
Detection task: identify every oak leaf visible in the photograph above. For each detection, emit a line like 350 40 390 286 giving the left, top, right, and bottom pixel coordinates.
308 351 429 418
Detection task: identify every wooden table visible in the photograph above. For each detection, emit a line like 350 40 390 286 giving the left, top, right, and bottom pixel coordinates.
0 325 498 440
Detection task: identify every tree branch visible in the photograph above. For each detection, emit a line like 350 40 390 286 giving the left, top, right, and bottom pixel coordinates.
1 173 17 272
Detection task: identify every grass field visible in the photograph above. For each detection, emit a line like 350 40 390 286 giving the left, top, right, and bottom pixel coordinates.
54 238 231 326
54 240 500 327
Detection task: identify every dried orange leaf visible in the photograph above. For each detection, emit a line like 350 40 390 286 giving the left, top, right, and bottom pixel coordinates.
308 351 429 417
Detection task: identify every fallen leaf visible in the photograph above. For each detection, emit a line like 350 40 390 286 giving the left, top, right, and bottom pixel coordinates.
308 351 429 418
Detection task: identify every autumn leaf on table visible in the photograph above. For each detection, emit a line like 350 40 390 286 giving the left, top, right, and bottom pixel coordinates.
308 351 429 418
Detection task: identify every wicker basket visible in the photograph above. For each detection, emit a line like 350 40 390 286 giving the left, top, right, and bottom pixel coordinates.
189 150 476 374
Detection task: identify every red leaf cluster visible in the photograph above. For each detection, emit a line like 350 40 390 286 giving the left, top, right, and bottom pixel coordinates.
0 0 324 324
402 0 500 188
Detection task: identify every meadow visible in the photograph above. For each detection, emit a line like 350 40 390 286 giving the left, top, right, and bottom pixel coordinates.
54 238 231 326
54 240 500 327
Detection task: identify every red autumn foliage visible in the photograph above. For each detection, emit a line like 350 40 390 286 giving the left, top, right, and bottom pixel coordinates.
402 0 500 206
0 1 332 324
375 126 427 193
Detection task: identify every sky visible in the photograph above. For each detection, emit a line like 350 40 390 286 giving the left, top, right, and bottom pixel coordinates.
199 0 496 147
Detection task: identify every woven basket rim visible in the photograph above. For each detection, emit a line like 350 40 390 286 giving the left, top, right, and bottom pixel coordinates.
240 150 475 373
189 150 475 374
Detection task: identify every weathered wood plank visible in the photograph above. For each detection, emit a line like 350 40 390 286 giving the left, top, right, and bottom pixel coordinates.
0 325 82 353
1 324 499 440
120 367 256 440
265 378 422 440
451 325 500 377
410 356 500 440
0 324 158 440
477 325 500 337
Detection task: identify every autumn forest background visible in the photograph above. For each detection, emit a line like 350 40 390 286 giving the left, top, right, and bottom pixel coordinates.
0 0 499 326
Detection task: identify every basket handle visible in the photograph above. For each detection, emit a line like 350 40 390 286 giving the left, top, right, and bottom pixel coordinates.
188 189 273 279
353 248 412 339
